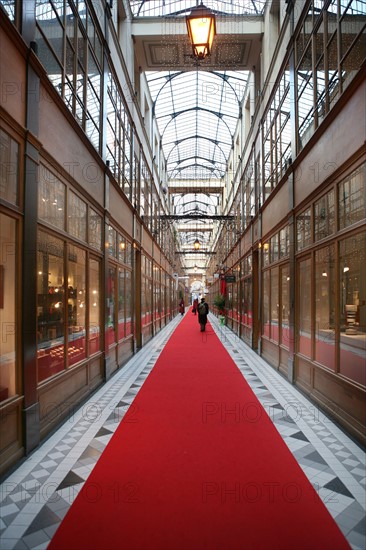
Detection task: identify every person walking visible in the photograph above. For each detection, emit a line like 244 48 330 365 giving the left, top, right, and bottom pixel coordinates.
179 298 185 316
192 297 199 315
197 297 209 332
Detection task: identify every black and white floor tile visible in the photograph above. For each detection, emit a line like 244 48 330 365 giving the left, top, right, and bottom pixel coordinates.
0 315 365 550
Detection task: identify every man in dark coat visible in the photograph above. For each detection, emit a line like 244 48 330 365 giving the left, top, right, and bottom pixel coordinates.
198 297 209 332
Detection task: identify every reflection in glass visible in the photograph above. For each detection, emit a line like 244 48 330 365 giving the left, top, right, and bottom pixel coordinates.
38 166 66 230
118 268 125 340
89 259 100 355
270 267 279 342
314 190 335 241
106 266 116 347
298 258 311 357
281 266 290 348
37 232 65 382
315 246 335 369
0 129 19 205
263 270 270 338
68 191 87 241
68 245 86 366
339 233 366 386
339 164 366 229
0 214 17 400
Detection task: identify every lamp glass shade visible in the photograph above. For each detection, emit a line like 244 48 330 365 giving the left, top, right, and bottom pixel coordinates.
186 4 216 59
193 238 201 250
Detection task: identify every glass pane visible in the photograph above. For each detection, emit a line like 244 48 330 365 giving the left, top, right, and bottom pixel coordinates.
68 245 86 366
118 268 125 340
107 225 116 257
106 266 116 347
0 214 17 400
262 270 270 338
0 129 19 205
68 190 87 241
339 233 366 386
37 232 65 382
298 258 311 357
89 208 102 250
339 164 366 229
89 258 100 355
315 246 336 369
126 270 132 336
281 266 290 348
296 208 312 251
270 267 279 342
244 277 252 327
0 0 15 21
38 166 66 230
314 190 335 241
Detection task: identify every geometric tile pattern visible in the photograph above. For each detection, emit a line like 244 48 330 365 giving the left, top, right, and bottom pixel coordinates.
0 314 365 550
212 321 366 550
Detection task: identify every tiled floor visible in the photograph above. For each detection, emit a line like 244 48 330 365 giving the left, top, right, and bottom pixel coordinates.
0 315 365 550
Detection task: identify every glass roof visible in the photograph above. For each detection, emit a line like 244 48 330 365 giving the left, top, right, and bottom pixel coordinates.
147 70 248 181
146 69 248 270
129 0 267 17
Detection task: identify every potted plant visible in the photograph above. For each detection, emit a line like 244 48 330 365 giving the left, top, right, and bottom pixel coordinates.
213 294 226 325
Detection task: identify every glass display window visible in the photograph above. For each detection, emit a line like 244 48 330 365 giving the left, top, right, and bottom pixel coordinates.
118 268 125 340
315 245 336 370
0 214 17 401
280 265 290 348
339 232 366 386
89 258 101 355
298 257 312 357
106 266 116 347
67 245 86 366
37 232 65 382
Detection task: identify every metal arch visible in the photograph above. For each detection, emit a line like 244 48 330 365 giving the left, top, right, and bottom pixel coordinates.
168 155 226 169
174 201 216 214
165 136 229 164
169 163 224 178
151 71 185 117
160 107 234 143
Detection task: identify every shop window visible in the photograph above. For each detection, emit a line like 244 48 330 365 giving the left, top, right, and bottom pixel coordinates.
298 257 311 357
296 208 312 251
262 270 270 338
118 234 126 263
315 245 336 370
0 129 19 205
106 266 116 347
314 190 335 241
125 270 132 336
38 166 66 230
89 259 100 355
0 214 17 401
68 191 87 241
339 232 366 386
37 232 65 382
270 267 279 342
107 225 117 257
118 268 125 340
339 164 366 230
67 245 86 366
281 265 290 348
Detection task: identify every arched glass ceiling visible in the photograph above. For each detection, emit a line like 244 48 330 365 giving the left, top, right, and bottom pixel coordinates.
129 0 267 17
147 70 248 181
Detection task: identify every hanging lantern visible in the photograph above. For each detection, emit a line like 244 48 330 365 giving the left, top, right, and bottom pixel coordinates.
186 3 216 60
193 238 201 250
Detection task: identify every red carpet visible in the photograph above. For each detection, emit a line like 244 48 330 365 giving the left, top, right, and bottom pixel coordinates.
49 312 350 550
